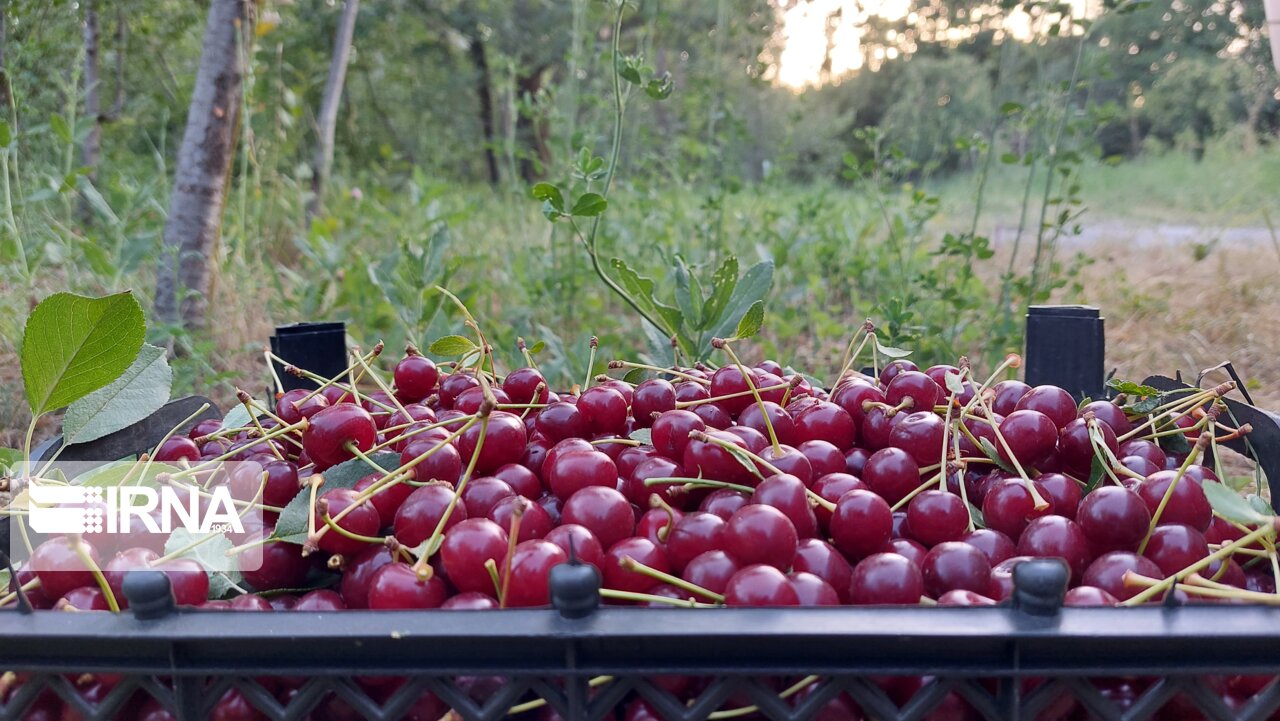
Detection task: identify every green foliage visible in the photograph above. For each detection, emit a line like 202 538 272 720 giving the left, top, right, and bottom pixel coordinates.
61 344 172 445
21 291 145 416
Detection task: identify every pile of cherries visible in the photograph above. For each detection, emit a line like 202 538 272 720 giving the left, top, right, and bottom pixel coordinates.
7 340 1277 719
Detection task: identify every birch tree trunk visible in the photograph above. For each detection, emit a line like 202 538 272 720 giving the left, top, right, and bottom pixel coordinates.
306 0 359 223
154 0 248 332
79 0 102 222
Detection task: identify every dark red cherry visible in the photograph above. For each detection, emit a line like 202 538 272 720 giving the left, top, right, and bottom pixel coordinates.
367 563 448 609
1138 470 1212 531
709 366 755 415
57 586 109 611
810 472 865 531
723 504 798 570
832 380 884 432
849 552 924 605
737 402 796 447
960 529 1017 567
311 488 382 555
753 474 818 539
757 443 813 485
394 354 439 402
440 518 509 594
393 483 464 548
1077 485 1150 552
30 537 99 601
862 447 920 505
681 549 740 595
878 360 919 387
502 367 549 405
1064 585 1119 606
400 437 464 486
1016 515 1092 582
885 371 941 412
302 404 377 469
1035 473 1083 520
544 523 605 571
664 512 726 573
989 380 1031 416
1058 418 1118 476
906 490 969 547
981 477 1054 538
241 534 313 592
561 486 635 550
339 546 393 608
155 435 202 463
725 425 769 454
921 541 991 597
442 592 499 610
889 411 945 466
488 495 553 541
353 473 414 529
577 386 629 435
457 411 527 474
1014 385 1077 430
682 430 753 484
601 537 669 594
723 564 800 606
545 449 618 500
793 402 856 450
503 539 569 607
536 402 587 442
459 476 516 519
796 440 845 479
937 589 998 606
880 537 928 567
1080 400 1133 436
792 538 853 602
699 488 751 521
1118 439 1167 470
692 403 732 430
158 558 210 606
789 572 840 606
996 410 1058 466
1083 551 1162 601
631 379 676 426
1142 524 1209 576
830 489 893 559
859 406 903 451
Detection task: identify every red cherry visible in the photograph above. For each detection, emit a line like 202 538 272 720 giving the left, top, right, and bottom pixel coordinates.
577 386 629 435
921 541 991 597
1014 385 1077 430
302 404 377 469
723 564 800 606
981 477 1054 538
884 371 941 411
1142 524 1209 576
792 538 853 602
504 539 569 607
545 449 618 500
752 474 818 539
502 367 549 405
862 447 920 505
314 488 382 555
1138 470 1212 531
1065 586 1120 606
1016 515 1092 583
155 435 201 463
723 504 798 570
830 489 893 559
457 411 528 474
544 523 606 570
488 495 554 542
996 410 1058 466
1076 485 1150 553
602 537 670 594
393 484 464 548
1036 472 1083 520
560 486 635 550
339 546 393 608
1083 551 1163 601
394 355 439 402
367 563 448 609
849 552 924 605
960 529 1017 567
29 537 99 601
793 402 856 450
440 518 509 594
906 490 968 547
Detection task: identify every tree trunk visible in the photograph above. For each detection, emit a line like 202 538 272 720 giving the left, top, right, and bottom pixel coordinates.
154 0 248 333
515 68 551 182
469 35 500 185
0 7 9 112
110 7 126 120
80 0 102 220
306 0 359 223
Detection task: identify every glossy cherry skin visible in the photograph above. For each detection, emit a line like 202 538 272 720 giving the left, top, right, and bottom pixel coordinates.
459 476 517 520
545 449 618 500
310 488 381 556
830 489 893 559
810 473 865 531
792 539 853 603
709 366 756 415
1016 515 1092 583
796 440 846 479
981 477 1054 539
577 386 629 436
884 371 941 412
906 490 969 547
544 524 606 570
699 488 751 521
681 550 741 595
921 541 992 598
441 593 499 610
1035 473 1083 521
937 589 998 606
996 410 1058 466
1079 400 1133 436
502 367 549 405
1142 523 1210 576
155 435 202 463
488 495 553 542
602 537 670 595
862 447 920 505
1064 586 1120 606
366 563 448 609
793 402 856 450
757 444 813 485
723 564 800 606
158 558 211 606
103 547 160 607
440 518 509 594
880 537 929 568
722 504 798 570
889 411 946 467
29 537 100 601
737 402 796 447
560 486 635 550
651 409 706 460
1138 470 1212 531
631 379 676 426
1076 485 1151 553
1058 418 1118 475
752 474 818 539
1083 551 1163 602
960 529 1017 567
394 355 439 402
339 546 393 608
849 552 925 605
878 359 919 387
393 484 465 548
1014 385 1077 430
789 572 841 606
502 539 569 607
664 512 727 573
457 411 528 474
683 431 754 484
240 533 314 592
302 404 378 469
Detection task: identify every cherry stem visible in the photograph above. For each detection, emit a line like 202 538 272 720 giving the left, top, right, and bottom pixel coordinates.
264 348 286 397
484 558 502 600
689 429 777 479
72 536 120 613
292 346 381 406
649 493 679 543
598 588 715 608
592 437 641 447
1123 521 1278 605
351 346 411 419
583 336 599 393
305 476 324 542
412 413 491 577
0 577 41 609
237 393 287 461
507 677 615 715
674 382 790 410
708 675 822 720
609 361 711 386
517 337 541 373
1116 387 1221 443
365 413 479 454
620 555 724 602
835 325 871 385
966 397 1048 510
890 471 945 512
321 512 384 546
1137 437 1207 554
498 498 523 608
169 420 309 480
974 353 1023 396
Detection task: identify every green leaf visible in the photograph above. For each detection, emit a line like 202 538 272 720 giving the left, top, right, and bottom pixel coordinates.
272 452 401 544
1202 481 1271 525
0 568 9 595
943 370 966 396
164 529 239 599
616 56 643 84
73 460 181 488
530 183 564 211
527 340 546 355
1085 453 1107 493
0 447 24 474
977 437 1017 475
706 260 774 343
645 74 674 100
673 258 703 329
733 300 765 339
50 113 72 144
699 257 739 330
570 193 607 217
966 500 986 529
62 344 172 445
628 428 653 446
219 398 264 431
0 120 11 148
875 339 913 359
1156 430 1191 455
608 258 683 335
1247 494 1271 516
722 442 765 482
1107 379 1161 397
622 367 647 386
429 335 478 356
21 291 146 415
